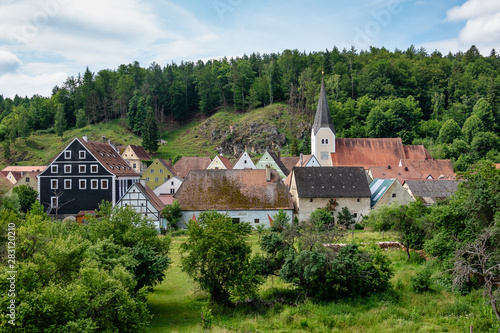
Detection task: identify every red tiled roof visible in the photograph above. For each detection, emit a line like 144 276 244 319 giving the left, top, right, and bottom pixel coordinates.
158 195 175 206
403 145 433 160
80 139 139 177
174 169 294 211
369 165 424 184
281 156 300 171
173 157 212 178
1 166 47 172
217 156 233 169
401 159 455 179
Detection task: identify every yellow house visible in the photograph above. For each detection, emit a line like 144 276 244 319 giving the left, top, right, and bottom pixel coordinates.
207 155 233 170
120 145 150 174
141 159 177 190
14 171 41 191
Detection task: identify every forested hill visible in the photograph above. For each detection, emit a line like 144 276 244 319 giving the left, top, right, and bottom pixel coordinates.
0 45 499 170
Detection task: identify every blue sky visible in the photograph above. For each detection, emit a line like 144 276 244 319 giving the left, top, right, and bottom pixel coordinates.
0 0 499 98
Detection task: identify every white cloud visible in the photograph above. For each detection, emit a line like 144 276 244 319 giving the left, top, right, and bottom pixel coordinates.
0 71 67 98
0 50 22 74
439 0 500 53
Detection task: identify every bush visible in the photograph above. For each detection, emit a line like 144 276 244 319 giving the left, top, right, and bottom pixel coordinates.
354 223 364 230
410 267 432 293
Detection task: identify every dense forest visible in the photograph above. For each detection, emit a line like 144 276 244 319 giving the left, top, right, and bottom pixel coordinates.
1 45 499 169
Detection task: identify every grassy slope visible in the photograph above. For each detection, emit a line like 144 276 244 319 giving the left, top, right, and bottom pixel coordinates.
149 231 497 332
1 103 305 167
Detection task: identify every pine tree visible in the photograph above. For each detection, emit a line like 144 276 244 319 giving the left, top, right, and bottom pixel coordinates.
301 138 311 155
75 109 88 128
142 107 159 153
54 104 67 137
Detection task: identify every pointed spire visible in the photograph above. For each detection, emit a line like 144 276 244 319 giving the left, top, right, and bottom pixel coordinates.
312 77 335 135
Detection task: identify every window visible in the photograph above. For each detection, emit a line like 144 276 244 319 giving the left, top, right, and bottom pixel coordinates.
310 198 313 202
79 165 86 173
353 213 358 218
51 165 58 173
321 152 328 160
51 197 58 208
64 151 71 159
170 188 175 194
146 177 150 181
150 169 154 173
51 179 58 189
64 179 71 190
164 177 167 182
101 179 108 190
64 165 71 173
91 179 98 190
79 151 86 159
325 139 329 144
155 177 158 182
171 181 174 185
90 165 98 173
321 139 325 144
167 175 171 180
392 193 397 198
132 163 137 169
232 218 240 224
254 219 260 224
244 160 247 164
159 169 163 174
357 198 360 202
79 179 86 189
26 177 30 182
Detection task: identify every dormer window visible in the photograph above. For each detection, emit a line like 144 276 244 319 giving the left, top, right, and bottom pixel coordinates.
64 151 71 159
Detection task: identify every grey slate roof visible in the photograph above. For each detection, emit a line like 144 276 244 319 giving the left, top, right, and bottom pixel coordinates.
312 78 335 136
292 166 371 198
404 179 459 201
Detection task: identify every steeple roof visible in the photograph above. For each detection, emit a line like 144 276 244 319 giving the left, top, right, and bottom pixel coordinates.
312 77 335 135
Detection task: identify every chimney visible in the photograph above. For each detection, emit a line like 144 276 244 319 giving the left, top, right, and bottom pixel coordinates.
169 159 173 166
300 153 303 166
278 151 281 160
82 135 88 142
265 165 271 182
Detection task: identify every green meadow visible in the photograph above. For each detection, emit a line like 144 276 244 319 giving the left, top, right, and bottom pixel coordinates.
148 231 498 332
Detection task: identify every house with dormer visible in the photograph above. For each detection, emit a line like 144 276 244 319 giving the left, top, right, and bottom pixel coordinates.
37 137 140 217
289 166 371 223
120 144 150 174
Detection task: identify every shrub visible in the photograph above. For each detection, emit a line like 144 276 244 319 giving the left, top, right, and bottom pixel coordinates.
410 267 432 293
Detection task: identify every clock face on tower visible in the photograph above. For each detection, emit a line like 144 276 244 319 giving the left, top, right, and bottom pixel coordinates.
321 151 328 160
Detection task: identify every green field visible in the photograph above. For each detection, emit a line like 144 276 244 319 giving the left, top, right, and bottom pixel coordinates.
147 231 498 332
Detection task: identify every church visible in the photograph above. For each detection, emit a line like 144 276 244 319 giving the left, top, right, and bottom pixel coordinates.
310 77 454 177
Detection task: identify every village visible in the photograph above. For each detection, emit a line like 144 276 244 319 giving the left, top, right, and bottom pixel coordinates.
1 79 458 231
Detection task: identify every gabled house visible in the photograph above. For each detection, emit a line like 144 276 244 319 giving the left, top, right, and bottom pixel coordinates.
37 137 140 217
207 155 233 170
280 156 300 172
120 144 150 174
232 151 257 169
255 151 289 179
289 166 371 223
1 166 46 185
141 159 177 190
153 176 183 196
370 178 413 209
173 156 212 178
399 159 455 180
115 180 166 231
403 179 459 206
13 170 43 191
174 168 294 228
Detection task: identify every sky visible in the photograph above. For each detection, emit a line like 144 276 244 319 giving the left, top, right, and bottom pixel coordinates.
0 0 499 98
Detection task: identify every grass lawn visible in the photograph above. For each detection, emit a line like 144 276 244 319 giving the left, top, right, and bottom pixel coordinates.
148 230 499 332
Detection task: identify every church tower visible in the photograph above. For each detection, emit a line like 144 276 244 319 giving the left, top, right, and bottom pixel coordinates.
311 77 335 166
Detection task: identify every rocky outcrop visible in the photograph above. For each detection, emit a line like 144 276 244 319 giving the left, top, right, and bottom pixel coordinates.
196 107 310 157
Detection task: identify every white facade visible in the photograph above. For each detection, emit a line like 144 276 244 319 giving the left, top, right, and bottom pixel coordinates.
177 209 294 229
233 151 257 169
116 183 165 230
153 176 183 196
311 127 335 167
